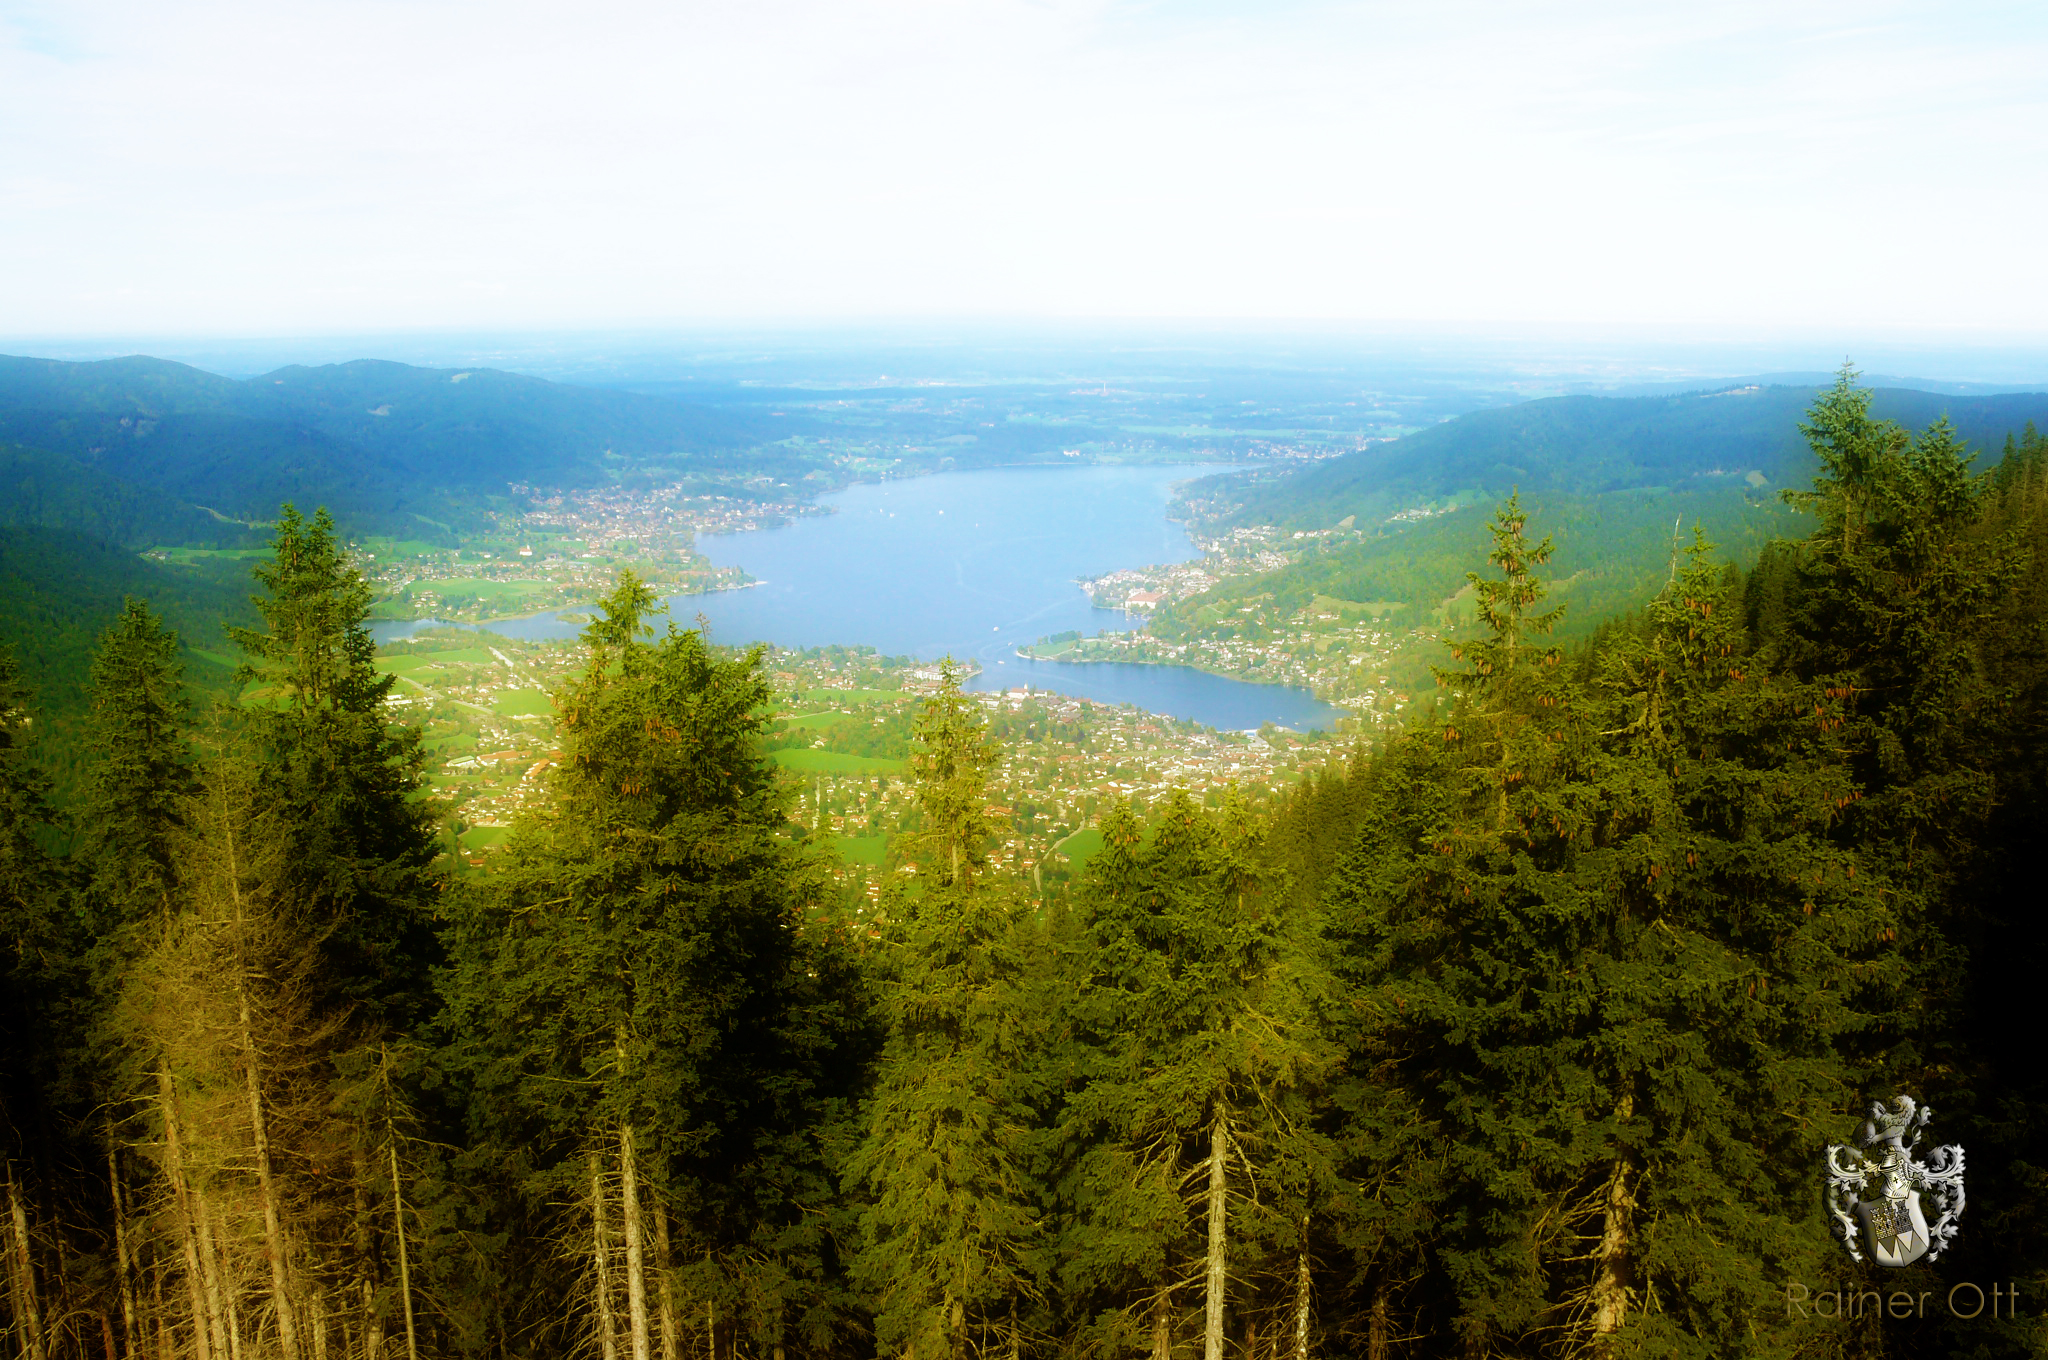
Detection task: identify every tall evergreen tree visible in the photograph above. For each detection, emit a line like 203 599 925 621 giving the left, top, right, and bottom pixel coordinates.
229 504 440 1025
84 506 453 1360
81 598 195 1002
0 646 69 1360
1774 374 2048 1358
1059 791 1329 1360
847 662 1043 1360
1769 370 2013 1034
1326 504 1903 1357
441 572 865 1360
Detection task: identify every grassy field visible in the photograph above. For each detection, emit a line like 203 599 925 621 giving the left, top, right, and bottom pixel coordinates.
148 547 273 562
770 749 907 775
780 711 851 729
834 834 889 866
1309 594 1401 619
1055 827 1104 874
801 688 905 706
359 538 441 557
460 825 509 852
391 646 500 668
492 688 553 718
407 577 552 601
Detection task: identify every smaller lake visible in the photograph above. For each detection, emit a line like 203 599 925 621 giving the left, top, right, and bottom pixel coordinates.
372 464 1348 731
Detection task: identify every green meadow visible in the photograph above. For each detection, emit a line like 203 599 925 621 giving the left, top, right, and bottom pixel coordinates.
770 748 907 775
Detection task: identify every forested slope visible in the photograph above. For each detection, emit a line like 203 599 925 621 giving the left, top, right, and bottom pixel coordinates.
0 352 789 535
2 377 2045 1360
0 525 250 797
0 348 795 794
1230 381 2048 529
1155 378 2048 650
0 443 234 548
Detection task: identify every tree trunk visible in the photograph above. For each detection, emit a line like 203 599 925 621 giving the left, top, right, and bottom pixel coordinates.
1203 1114 1229 1360
222 1258 244 1360
1588 1157 1636 1347
593 1153 618 1360
353 1168 385 1360
223 815 301 1360
1589 1093 1636 1352
308 1287 328 1360
1151 1148 1176 1360
655 1208 677 1360
1366 1288 1387 1360
5 1163 43 1360
109 1143 138 1359
359 1271 384 1360
153 1253 172 1360
622 1124 650 1360
1291 1215 1311 1360
156 1075 214 1360
236 978 299 1360
387 1137 418 1360
190 1181 231 1360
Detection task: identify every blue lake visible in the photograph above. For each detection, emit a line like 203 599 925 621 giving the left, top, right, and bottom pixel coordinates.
374 464 1348 731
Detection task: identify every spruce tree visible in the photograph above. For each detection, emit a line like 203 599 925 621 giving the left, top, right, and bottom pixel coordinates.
847 662 1042 1360
1325 505 1903 1357
1579 533 1902 1356
228 504 440 1025
81 598 195 999
440 572 864 1360
88 506 450 1360
0 645 69 1360
1770 371 2048 1357
1059 791 1328 1360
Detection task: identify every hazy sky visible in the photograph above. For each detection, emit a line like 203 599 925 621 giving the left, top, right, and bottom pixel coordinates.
3 0 2045 337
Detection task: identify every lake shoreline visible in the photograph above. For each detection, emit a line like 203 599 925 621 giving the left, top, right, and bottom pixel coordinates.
1010 645 1366 717
380 463 1350 731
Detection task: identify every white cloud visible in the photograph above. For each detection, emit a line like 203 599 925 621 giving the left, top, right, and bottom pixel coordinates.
2 0 2044 334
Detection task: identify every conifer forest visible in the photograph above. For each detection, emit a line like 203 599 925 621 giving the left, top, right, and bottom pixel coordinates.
6 373 2048 1360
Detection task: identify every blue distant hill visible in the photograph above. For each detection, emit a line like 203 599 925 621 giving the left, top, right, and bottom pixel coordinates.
1228 381 2048 531
0 353 786 542
1135 380 2048 673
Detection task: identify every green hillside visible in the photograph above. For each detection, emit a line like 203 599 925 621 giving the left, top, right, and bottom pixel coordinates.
1161 381 2048 644
0 443 241 548
0 525 254 800
0 353 789 539
241 359 779 486
0 353 243 415
1228 382 2048 529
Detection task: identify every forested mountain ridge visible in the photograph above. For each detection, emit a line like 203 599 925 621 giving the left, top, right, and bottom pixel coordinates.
1228 381 2048 529
0 353 789 532
0 442 233 548
1 375 2044 1359
0 526 251 797
1148 380 2048 667
0 351 797 800
240 359 778 487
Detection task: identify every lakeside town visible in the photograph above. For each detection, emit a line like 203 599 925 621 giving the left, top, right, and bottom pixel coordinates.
353 483 835 622
381 632 1349 901
346 430 1460 884
352 451 1466 883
